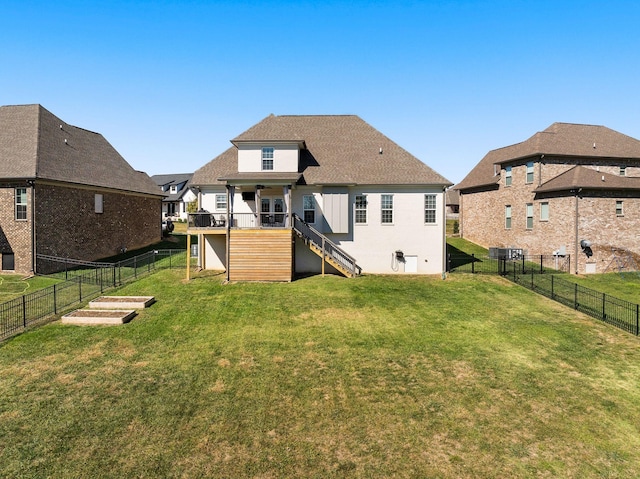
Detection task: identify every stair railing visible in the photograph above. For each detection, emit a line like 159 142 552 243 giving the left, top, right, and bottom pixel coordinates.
292 213 361 277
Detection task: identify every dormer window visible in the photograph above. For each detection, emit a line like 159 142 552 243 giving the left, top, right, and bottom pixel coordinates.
262 147 274 170
170 185 178 194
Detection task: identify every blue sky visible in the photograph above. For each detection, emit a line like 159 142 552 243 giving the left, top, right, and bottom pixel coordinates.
3 0 640 184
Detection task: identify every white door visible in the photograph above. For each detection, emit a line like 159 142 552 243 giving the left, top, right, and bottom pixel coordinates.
404 255 418 273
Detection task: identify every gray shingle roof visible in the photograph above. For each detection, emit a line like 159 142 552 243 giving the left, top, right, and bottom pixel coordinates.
0 104 162 196
535 165 640 193
151 173 193 201
457 122 640 191
192 115 451 187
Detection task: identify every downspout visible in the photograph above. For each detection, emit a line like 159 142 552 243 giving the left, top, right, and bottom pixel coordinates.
574 189 580 274
29 180 36 274
225 185 231 283
197 189 203 269
442 186 447 279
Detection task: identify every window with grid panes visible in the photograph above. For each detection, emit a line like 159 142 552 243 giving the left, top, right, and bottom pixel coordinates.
424 194 436 223
381 194 393 224
261 147 274 170
355 194 367 223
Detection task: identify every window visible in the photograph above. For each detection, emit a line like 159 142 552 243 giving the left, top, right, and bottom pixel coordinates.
215 194 227 210
424 194 436 224
261 147 274 170
616 200 624 216
540 202 549 221
274 198 284 224
526 162 534 184
526 203 533 229
505 166 512 186
95 194 103 214
620 166 627 176
355 194 367 224
170 185 178 194
303 195 315 224
505 205 512 229
381 194 393 224
15 188 27 220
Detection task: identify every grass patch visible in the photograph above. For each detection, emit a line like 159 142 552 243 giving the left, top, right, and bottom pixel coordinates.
2 271 640 477
447 237 489 256
569 273 640 305
0 274 61 300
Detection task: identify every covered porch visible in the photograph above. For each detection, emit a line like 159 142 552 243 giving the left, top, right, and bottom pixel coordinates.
186 173 300 282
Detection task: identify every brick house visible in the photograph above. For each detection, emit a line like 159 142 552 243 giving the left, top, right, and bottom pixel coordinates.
189 114 452 281
456 122 640 274
0 104 164 274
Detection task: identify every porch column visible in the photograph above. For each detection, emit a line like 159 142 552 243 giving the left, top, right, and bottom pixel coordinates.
283 185 291 227
256 186 262 227
226 185 234 283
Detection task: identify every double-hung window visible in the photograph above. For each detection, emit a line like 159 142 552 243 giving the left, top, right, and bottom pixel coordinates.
303 195 315 224
505 205 512 229
261 147 274 171
424 194 436 224
505 166 512 186
526 162 534 184
616 200 624 216
15 188 27 220
381 194 393 224
620 166 627 176
215 194 227 211
355 194 367 224
526 203 534 229
540 202 549 221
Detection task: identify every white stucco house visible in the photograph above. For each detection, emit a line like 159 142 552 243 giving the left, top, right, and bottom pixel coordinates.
188 114 452 281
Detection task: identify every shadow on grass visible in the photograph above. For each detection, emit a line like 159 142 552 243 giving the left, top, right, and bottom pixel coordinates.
446 243 482 269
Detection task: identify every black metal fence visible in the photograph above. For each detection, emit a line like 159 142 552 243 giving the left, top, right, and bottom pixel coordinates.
1 249 188 342
448 252 640 336
447 253 571 275
511 269 640 336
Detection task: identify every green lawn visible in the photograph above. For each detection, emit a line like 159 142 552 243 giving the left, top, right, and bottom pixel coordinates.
2 270 640 477
0 274 61 301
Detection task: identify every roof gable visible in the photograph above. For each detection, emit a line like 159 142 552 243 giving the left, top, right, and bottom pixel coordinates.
457 122 640 191
193 115 451 187
0 104 161 196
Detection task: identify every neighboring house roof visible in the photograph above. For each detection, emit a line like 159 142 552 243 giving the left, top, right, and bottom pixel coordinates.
457 122 640 191
192 115 452 187
151 173 194 201
536 165 640 193
0 104 162 196
446 188 459 205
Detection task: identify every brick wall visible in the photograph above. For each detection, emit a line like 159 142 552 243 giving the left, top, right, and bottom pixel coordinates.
0 186 33 274
461 159 640 274
34 183 162 268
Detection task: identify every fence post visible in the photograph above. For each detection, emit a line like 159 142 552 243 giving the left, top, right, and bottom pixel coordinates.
53 284 57 315
446 253 450 272
522 255 525 274
574 283 578 310
79 275 82 302
112 266 116 288
540 255 543 274
602 293 606 321
513 261 516 282
471 254 475 274
636 304 639 336
22 295 27 329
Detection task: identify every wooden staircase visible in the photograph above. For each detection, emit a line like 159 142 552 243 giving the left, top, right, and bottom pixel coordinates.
292 214 361 278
